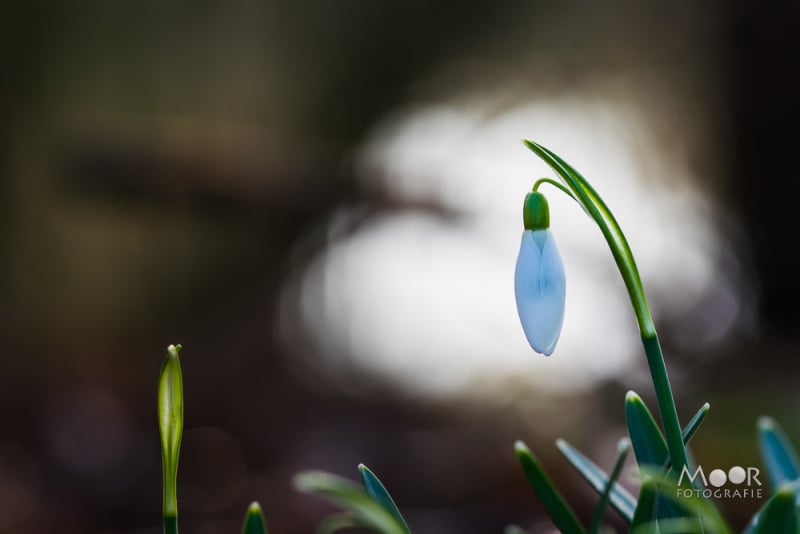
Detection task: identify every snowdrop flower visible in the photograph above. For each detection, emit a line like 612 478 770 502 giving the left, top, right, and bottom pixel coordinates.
514 191 566 355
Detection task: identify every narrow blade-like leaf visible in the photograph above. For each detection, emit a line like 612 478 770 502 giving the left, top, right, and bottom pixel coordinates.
626 391 668 468
753 486 797 534
632 517 705 534
630 477 712 534
293 471 407 534
630 478 659 531
681 403 710 445
589 438 630 534
317 512 362 533
636 469 732 534
758 416 800 490
241 502 268 534
745 479 800 533
556 439 636 522
662 403 710 471
557 400 708 525
358 464 410 532
626 392 691 521
515 441 585 534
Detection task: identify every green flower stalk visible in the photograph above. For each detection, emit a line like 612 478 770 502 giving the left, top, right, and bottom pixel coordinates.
158 344 184 534
521 141 688 475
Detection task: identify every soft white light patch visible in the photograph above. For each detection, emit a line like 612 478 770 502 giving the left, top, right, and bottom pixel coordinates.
283 97 738 398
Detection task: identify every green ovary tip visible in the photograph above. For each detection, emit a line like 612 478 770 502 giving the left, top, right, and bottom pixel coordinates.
523 191 550 230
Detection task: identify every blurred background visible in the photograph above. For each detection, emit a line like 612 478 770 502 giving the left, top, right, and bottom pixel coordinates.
1 1 800 532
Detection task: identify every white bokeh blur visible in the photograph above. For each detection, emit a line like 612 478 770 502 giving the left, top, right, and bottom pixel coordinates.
279 95 748 399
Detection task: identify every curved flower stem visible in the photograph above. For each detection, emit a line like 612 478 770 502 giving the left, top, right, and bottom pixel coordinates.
533 177 578 202
524 140 687 476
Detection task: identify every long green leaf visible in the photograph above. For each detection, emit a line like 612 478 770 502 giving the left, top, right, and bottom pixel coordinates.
626 392 694 521
293 471 407 534
753 486 797 534
745 478 800 534
556 403 708 526
626 391 669 468
636 469 732 534
589 439 630 534
514 441 585 534
358 464 410 532
758 416 800 490
681 403 710 445
556 439 636 522
629 478 659 532
632 517 705 534
317 512 363 533
241 502 268 534
663 403 710 471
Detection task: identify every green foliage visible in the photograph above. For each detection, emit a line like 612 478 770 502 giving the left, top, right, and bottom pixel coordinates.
293 470 408 534
681 403 710 445
625 391 669 469
241 502 268 534
515 441 586 534
358 464 410 532
633 470 732 534
151 144 800 534
588 439 629 534
629 478 659 531
753 486 797 534
758 416 800 490
316 512 365 533
556 438 636 522
154 327 800 534
513 144 800 533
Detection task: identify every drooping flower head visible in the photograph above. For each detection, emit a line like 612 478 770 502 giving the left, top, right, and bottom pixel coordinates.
514 191 566 356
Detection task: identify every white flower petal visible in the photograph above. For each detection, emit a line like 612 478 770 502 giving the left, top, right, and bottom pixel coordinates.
514 229 566 355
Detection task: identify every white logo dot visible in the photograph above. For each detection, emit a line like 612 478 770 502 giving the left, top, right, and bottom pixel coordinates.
728 466 746 485
709 469 727 487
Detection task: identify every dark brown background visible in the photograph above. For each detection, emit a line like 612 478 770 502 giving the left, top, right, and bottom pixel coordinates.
1 1 799 532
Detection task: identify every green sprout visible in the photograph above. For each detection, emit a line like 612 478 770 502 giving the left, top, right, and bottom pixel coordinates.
294 466 409 534
241 501 268 534
158 344 184 534
157 345 272 534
